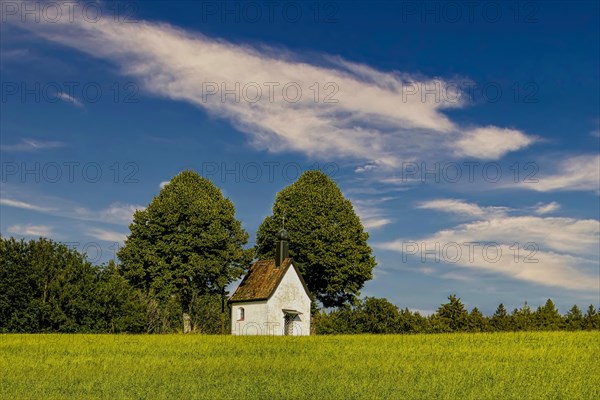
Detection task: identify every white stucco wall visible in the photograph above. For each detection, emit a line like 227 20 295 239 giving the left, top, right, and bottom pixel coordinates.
230 301 268 335
267 264 311 336
230 263 311 336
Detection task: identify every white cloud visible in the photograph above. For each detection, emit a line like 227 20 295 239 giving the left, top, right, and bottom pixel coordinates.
453 126 535 159
0 138 65 152
87 228 127 243
378 200 599 291
72 203 143 225
417 199 508 218
35 202 141 226
350 153 598 196
534 202 560 215
10 13 535 166
57 92 84 108
511 154 600 193
1 187 142 226
361 217 393 230
159 180 170 189
354 163 378 173
0 198 53 212
7 224 53 237
351 197 394 230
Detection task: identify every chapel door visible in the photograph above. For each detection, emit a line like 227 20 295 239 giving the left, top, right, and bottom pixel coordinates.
284 313 295 336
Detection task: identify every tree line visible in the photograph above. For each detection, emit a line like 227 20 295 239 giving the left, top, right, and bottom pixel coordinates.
2 239 597 334
1 170 597 334
314 296 600 334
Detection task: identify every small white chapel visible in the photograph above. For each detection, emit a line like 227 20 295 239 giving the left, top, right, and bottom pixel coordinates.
229 229 311 336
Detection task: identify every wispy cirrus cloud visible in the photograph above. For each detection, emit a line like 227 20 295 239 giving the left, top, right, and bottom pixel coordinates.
57 92 84 108
351 197 395 230
417 199 509 218
377 199 599 291
8 9 536 167
73 203 143 226
1 185 142 226
0 197 53 212
0 138 65 152
534 202 560 215
0 48 31 60
509 154 600 193
7 223 53 237
87 228 127 243
358 153 600 195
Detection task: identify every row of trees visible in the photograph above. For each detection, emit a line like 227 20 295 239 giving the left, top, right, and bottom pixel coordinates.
314 296 600 334
1 235 597 333
1 170 376 333
2 170 597 334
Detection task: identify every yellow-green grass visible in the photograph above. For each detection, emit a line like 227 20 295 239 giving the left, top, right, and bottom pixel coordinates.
1 332 598 399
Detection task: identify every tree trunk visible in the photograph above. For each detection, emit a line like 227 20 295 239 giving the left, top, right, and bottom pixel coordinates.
183 313 192 333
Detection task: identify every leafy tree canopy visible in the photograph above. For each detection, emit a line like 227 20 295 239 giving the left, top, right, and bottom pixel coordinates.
117 170 252 312
255 170 376 307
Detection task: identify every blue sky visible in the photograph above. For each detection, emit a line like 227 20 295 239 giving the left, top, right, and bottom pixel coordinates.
1 0 599 315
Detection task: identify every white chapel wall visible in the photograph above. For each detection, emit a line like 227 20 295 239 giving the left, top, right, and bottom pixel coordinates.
266 264 311 336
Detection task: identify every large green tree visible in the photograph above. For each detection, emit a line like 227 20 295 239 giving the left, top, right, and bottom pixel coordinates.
437 295 469 332
353 297 400 334
468 307 489 332
117 170 252 331
491 303 509 331
255 170 376 307
535 299 562 330
512 301 534 331
584 305 600 330
564 304 584 331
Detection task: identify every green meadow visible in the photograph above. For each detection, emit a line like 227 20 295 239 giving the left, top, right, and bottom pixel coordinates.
1 332 598 399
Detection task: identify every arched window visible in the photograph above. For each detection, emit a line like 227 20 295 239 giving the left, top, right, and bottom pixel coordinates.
237 307 245 321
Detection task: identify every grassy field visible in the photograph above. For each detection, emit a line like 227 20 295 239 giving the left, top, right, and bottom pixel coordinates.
0 332 598 399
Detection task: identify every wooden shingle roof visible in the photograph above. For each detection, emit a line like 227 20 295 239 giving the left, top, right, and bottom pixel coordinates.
228 258 311 303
